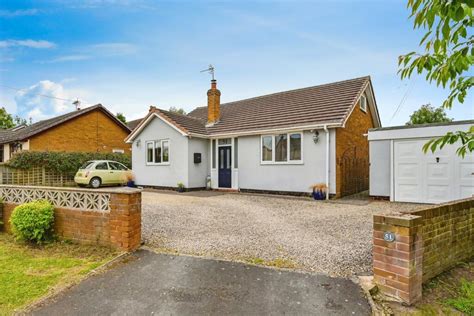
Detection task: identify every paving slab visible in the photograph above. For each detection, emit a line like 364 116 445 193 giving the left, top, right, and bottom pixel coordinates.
33 249 370 315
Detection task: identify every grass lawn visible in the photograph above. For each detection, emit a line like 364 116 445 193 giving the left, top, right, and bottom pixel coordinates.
0 233 118 315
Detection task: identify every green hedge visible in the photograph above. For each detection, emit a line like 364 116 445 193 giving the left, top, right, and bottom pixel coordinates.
10 200 55 244
6 151 131 174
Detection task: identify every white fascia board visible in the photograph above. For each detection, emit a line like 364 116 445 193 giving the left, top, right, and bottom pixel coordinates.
126 113 188 143
368 123 473 141
189 123 341 139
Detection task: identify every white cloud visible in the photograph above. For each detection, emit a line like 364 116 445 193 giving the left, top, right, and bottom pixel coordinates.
0 9 39 17
91 42 138 56
0 39 56 49
14 80 73 121
45 54 91 63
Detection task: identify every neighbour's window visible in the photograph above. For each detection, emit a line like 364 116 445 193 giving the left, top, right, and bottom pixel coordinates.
360 95 367 112
112 149 125 154
0 146 3 163
154 141 162 163
261 132 303 163
162 140 169 163
275 134 287 162
146 139 170 165
146 142 153 163
289 133 302 161
95 162 108 170
262 136 273 161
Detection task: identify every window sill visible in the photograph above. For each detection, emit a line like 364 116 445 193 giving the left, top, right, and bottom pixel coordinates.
146 162 171 166
260 161 304 165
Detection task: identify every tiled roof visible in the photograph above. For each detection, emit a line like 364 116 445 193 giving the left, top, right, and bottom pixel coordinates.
127 118 143 131
0 104 131 145
128 76 375 140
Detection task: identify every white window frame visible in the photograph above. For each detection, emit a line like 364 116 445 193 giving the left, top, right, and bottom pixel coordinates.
360 94 367 113
260 132 304 165
145 139 170 166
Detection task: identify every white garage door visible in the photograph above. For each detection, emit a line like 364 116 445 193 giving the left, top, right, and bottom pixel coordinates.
394 139 474 203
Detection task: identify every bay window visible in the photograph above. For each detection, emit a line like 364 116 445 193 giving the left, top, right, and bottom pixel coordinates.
261 132 303 164
146 139 170 165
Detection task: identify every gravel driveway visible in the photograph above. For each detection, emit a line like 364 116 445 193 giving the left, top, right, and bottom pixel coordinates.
142 191 419 277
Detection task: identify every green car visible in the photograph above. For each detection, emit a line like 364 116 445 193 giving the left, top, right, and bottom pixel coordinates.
74 160 131 188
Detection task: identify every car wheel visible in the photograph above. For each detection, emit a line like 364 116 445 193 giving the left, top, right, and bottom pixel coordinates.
89 177 102 188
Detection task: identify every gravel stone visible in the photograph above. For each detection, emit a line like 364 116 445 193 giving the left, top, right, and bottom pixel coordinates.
142 191 420 277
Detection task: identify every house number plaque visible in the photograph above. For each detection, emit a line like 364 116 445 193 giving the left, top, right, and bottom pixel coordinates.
383 232 396 242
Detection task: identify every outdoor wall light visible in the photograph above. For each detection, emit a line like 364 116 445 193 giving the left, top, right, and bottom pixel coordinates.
136 139 141 148
312 131 320 144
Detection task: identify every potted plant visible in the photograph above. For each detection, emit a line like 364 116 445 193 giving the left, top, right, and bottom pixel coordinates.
177 182 185 193
126 172 136 188
310 183 327 200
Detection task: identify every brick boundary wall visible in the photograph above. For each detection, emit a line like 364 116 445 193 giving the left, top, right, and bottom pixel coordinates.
1 186 142 252
373 197 474 305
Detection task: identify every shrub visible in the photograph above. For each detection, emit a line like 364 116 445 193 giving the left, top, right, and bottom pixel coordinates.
10 200 55 244
6 151 131 174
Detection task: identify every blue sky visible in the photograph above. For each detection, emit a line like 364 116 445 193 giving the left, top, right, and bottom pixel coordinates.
0 0 472 124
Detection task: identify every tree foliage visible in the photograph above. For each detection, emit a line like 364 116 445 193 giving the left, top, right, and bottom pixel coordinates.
424 125 474 157
407 103 453 125
7 151 131 174
0 107 15 129
399 0 473 156
169 106 187 115
116 112 127 124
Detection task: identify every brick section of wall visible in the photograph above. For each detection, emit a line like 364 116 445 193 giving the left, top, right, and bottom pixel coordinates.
373 198 474 305
413 199 474 282
335 98 375 197
109 192 142 251
28 108 131 154
1 190 141 252
373 214 423 304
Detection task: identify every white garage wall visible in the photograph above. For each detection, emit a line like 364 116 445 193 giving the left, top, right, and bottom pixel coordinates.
368 120 474 203
369 140 390 197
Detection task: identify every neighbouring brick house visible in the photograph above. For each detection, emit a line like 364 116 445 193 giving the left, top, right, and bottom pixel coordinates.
0 104 131 163
126 76 381 197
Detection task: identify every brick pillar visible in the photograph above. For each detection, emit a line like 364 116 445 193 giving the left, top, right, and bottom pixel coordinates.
373 214 423 305
109 191 141 251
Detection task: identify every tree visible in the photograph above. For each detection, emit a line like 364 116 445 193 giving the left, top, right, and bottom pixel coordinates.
116 113 127 124
14 116 28 126
0 107 14 129
406 103 453 125
169 106 186 115
398 0 473 156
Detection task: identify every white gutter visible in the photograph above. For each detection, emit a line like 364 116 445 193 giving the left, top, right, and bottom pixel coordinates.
324 124 329 200
188 122 341 139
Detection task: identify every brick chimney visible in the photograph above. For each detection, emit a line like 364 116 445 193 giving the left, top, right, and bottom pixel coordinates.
207 79 221 125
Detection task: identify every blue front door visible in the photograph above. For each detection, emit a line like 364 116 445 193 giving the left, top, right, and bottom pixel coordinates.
218 146 232 188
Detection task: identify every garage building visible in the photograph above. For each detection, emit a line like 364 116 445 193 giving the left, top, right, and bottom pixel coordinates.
368 120 474 204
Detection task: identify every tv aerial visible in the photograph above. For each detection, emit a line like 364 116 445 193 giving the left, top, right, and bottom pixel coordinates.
200 64 215 80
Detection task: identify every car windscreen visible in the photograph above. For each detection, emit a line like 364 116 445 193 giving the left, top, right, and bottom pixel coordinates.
80 162 95 169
